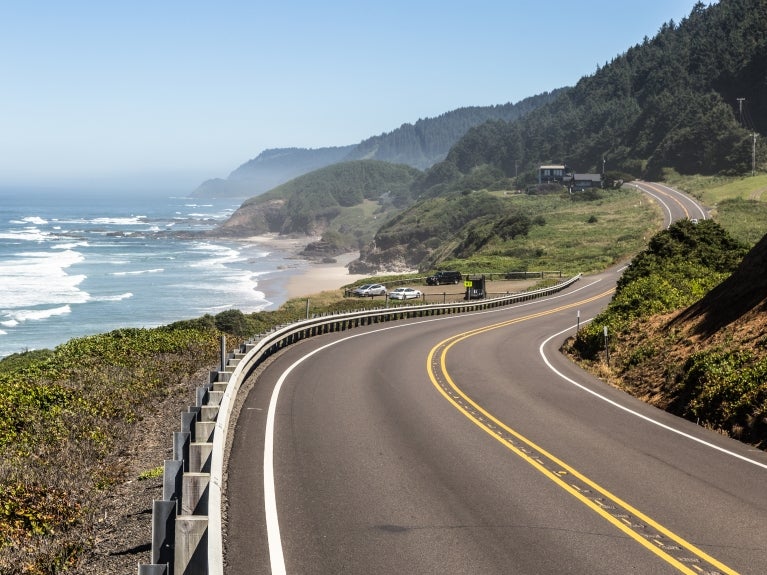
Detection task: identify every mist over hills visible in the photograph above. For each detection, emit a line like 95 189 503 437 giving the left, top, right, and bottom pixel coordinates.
191 92 563 198
208 0 766 273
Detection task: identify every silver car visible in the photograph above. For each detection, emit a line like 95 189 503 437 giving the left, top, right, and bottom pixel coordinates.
353 283 387 297
388 287 422 300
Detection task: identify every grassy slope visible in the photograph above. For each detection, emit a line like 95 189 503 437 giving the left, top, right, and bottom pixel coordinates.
438 188 662 275
1 174 764 572
665 171 767 246
565 173 767 447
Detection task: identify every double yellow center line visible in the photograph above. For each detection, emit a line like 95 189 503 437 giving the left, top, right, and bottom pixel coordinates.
426 292 738 574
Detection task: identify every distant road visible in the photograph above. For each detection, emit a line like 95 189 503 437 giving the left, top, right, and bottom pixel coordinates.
631 181 709 225
224 185 766 574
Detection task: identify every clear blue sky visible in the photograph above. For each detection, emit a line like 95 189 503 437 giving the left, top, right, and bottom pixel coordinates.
1 1 707 191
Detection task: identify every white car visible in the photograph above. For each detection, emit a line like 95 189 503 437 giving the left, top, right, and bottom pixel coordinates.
388 287 422 300
353 283 387 297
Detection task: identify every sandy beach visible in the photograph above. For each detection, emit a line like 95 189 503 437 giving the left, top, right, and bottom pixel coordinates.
285 252 368 298
245 234 369 302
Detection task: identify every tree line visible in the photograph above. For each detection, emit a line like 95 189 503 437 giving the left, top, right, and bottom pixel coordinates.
416 0 767 196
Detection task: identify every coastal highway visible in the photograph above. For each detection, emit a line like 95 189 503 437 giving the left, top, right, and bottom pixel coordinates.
223 185 767 574
630 180 709 224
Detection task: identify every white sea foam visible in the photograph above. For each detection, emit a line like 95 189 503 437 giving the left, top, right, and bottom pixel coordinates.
0 249 88 308
0 194 285 358
111 268 164 276
9 216 49 226
55 215 147 226
91 293 133 302
188 242 242 268
7 305 72 323
53 241 89 250
0 227 49 242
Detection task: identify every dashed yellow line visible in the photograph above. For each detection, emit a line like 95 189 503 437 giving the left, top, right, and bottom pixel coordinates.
426 292 739 574
638 182 692 219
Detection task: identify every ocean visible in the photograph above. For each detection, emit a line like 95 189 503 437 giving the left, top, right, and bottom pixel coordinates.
0 188 299 359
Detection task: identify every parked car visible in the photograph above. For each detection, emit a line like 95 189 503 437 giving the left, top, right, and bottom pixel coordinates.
353 283 387 297
388 287 422 300
426 270 463 285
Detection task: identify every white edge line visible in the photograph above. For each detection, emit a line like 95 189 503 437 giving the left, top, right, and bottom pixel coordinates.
539 322 767 470
264 332 377 574
263 277 608 570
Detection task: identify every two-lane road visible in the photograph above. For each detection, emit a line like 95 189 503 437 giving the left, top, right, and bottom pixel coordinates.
631 181 709 225
224 186 767 574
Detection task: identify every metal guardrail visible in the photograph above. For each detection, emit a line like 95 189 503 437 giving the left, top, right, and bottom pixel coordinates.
138 273 581 574
344 270 564 296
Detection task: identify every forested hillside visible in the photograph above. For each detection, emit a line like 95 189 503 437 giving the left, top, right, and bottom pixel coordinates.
417 0 767 196
343 93 564 169
193 146 354 198
215 0 767 273
191 92 560 198
215 160 421 251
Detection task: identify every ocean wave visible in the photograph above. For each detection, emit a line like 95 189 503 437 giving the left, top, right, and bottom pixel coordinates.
91 292 133 302
55 215 147 226
10 216 49 226
6 305 72 323
0 228 49 242
188 242 241 268
0 249 88 308
177 264 268 312
111 268 164 276
16 249 84 267
53 241 89 250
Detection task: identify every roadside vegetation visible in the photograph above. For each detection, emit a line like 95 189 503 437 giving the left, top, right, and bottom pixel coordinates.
357 185 661 273
0 327 228 573
564 217 767 446
2 172 765 573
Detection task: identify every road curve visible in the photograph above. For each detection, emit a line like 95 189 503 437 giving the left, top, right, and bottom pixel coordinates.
224 186 766 574
631 181 709 226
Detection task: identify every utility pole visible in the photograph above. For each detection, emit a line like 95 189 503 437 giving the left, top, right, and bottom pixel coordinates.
737 98 757 176
753 132 758 176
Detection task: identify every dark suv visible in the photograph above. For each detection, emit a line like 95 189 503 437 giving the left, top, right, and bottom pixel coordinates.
426 270 463 285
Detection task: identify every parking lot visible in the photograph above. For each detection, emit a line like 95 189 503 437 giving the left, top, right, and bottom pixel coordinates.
349 278 542 304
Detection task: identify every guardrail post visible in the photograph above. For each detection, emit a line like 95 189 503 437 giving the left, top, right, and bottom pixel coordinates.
151 499 176 566
181 473 209 516
163 459 183 509
138 564 168 575
181 411 197 442
174 516 208 575
195 420 216 443
189 443 213 473
173 431 190 472
196 386 208 408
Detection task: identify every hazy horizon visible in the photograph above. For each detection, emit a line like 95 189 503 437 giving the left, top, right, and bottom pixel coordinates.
1 1 708 190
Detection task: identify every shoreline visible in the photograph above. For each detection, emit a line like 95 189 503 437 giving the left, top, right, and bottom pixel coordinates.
285 252 368 299
244 234 369 304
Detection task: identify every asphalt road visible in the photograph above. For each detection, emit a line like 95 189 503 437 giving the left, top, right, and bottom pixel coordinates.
224 184 767 574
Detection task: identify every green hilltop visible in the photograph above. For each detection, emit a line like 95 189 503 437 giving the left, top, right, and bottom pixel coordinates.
214 0 766 273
